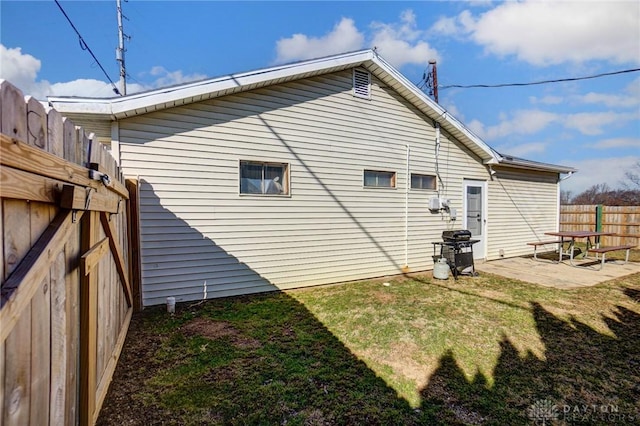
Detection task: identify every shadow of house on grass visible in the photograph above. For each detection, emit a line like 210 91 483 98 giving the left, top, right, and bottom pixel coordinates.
97 291 440 426
98 284 640 425
420 302 640 425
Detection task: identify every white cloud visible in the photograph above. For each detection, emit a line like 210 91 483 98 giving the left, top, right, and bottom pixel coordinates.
564 111 638 135
466 118 486 139
494 141 547 157
529 95 563 105
441 100 464 121
0 44 125 98
471 109 559 140
144 66 207 88
471 108 639 141
626 76 640 98
560 156 640 194
274 10 439 68
587 137 640 150
430 10 475 38
369 10 439 68
433 1 640 66
429 15 460 37
0 43 205 99
274 18 365 63
529 76 640 108
575 92 639 108
49 79 121 98
0 45 41 91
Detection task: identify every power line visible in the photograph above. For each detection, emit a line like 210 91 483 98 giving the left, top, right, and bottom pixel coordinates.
439 68 640 90
54 0 121 95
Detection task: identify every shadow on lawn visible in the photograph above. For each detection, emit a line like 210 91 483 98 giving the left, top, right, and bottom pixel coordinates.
97 292 432 426
98 288 640 425
421 301 640 425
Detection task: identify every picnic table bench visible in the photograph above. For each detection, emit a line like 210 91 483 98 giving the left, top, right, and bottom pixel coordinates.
527 231 636 269
544 231 616 266
587 245 634 270
526 240 565 261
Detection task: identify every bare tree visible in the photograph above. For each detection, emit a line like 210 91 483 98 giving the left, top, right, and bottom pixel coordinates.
572 183 611 204
571 183 640 205
560 190 573 205
621 161 640 189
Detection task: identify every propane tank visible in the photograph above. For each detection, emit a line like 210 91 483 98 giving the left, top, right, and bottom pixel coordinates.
433 258 450 280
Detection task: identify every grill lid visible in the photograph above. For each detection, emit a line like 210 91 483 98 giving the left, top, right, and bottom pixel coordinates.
442 230 472 241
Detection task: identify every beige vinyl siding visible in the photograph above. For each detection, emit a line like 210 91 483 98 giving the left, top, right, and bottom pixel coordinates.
118 69 489 306
486 168 559 260
56 114 112 146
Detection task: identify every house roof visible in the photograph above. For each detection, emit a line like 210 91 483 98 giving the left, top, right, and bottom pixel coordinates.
48 49 575 174
494 152 577 174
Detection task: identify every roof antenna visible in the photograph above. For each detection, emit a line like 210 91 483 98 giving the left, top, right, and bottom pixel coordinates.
426 59 438 103
116 0 130 96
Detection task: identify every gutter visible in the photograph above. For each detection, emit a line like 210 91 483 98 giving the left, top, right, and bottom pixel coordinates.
495 152 577 174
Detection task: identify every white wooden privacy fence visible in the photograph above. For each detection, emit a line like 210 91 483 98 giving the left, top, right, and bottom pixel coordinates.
1 80 137 425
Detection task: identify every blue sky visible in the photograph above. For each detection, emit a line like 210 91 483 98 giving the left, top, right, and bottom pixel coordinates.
1 1 639 194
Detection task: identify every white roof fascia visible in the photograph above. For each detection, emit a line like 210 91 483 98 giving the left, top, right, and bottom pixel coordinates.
367 53 499 165
495 154 577 174
49 50 376 120
110 50 375 117
47 97 112 116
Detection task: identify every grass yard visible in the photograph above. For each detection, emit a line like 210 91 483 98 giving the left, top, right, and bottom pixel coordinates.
98 266 640 425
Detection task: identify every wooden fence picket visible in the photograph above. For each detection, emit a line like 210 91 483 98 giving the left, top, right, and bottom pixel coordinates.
1 80 135 426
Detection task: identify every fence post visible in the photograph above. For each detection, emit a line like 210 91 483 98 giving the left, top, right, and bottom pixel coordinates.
595 204 603 232
79 211 99 426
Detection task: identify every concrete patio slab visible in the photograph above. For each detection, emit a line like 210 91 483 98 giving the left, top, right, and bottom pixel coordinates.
476 257 640 289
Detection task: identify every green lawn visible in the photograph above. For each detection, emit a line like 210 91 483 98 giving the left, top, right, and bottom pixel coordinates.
98 267 640 425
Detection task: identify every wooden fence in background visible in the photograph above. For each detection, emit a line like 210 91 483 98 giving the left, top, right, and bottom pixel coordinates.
1 80 137 425
560 204 640 248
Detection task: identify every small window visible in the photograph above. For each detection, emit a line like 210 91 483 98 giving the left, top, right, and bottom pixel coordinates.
364 170 396 188
240 161 289 195
411 173 437 190
353 69 371 99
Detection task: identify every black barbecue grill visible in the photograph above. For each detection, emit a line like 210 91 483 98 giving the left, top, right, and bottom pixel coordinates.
432 230 479 278
442 229 472 242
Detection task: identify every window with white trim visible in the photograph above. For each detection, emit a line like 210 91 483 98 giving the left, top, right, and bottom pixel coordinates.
353 69 371 99
411 173 437 190
240 161 289 195
364 170 396 188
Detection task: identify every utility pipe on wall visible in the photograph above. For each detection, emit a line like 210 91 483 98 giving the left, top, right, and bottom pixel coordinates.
434 123 445 199
405 144 410 269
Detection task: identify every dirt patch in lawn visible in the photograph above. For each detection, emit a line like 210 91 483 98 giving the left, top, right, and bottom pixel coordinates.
372 289 397 304
179 317 262 349
96 314 174 426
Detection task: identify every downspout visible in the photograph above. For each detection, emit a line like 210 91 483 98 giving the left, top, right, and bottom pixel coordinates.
558 172 574 231
110 121 120 166
405 144 410 269
434 123 444 198
556 179 561 232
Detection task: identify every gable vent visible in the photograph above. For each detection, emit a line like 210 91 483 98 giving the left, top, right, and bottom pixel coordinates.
353 69 371 99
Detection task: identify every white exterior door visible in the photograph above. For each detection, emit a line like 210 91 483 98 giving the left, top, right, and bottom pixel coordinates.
464 180 487 259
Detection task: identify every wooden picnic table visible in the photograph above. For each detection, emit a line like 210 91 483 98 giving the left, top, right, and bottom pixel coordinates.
544 231 616 265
